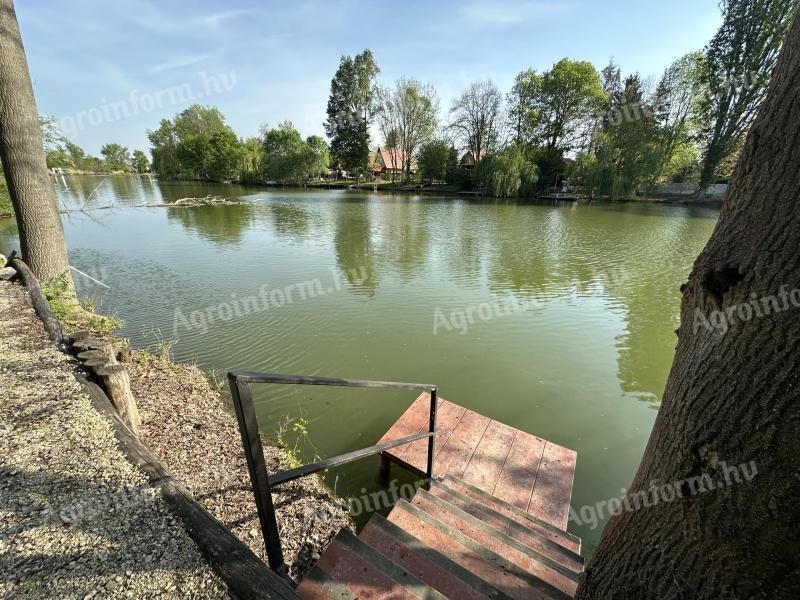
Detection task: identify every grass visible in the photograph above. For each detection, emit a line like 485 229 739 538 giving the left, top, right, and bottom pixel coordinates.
274 414 317 469
42 272 122 335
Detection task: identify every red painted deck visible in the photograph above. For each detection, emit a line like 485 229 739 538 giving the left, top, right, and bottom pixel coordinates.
378 393 577 530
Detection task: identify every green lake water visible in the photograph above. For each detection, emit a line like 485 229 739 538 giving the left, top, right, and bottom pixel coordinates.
0 174 719 555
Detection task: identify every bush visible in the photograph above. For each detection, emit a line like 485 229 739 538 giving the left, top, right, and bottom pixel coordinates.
474 145 539 198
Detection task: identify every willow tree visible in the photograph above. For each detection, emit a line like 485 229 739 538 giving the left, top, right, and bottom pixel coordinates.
578 14 800 599
0 0 72 283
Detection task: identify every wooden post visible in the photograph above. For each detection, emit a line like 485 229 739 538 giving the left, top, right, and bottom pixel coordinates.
96 364 141 434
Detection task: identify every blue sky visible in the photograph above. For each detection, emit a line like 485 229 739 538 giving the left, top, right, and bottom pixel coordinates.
17 0 722 155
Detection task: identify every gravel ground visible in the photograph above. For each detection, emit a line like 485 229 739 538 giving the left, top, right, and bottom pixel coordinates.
0 280 231 599
126 349 353 581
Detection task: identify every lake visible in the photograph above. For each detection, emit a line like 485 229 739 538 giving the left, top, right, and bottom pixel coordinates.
0 174 718 555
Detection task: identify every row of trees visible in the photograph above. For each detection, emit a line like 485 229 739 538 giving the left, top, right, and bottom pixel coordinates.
144 0 798 199
46 139 150 174
315 0 797 197
147 104 331 185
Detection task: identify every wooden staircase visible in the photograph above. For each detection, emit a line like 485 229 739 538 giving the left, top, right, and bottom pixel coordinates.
297 475 583 599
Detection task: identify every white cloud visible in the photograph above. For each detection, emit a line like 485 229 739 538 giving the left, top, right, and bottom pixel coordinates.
459 1 570 26
149 53 216 74
202 9 256 28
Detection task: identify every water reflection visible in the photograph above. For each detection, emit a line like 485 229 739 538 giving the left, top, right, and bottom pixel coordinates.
334 199 378 296
167 204 255 246
270 202 311 240
376 199 431 281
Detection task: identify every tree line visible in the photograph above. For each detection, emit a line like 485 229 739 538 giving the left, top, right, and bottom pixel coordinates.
35 0 799 201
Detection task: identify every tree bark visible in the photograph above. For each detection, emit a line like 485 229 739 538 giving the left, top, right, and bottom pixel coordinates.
578 15 800 599
0 0 72 284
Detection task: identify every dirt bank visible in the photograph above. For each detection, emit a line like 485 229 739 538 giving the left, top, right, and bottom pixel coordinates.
124 347 353 581
0 280 230 599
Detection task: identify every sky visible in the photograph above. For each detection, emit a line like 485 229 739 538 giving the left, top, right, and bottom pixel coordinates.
17 0 722 156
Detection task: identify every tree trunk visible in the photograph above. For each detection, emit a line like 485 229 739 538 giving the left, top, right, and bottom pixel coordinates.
578 15 800 599
0 0 72 284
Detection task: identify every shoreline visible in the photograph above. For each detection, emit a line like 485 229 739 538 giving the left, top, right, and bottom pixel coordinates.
1 260 353 587
122 343 353 581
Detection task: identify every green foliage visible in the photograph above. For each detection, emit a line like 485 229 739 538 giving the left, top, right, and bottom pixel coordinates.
662 142 701 183
530 147 566 191
324 50 379 179
100 143 132 172
148 119 181 178
263 122 330 184
507 69 543 144
131 150 150 174
274 414 316 468
533 59 607 151
238 137 265 184
587 75 665 198
475 145 539 198
418 139 456 182
148 105 243 182
42 272 122 334
305 135 331 179
374 77 438 183
696 0 798 187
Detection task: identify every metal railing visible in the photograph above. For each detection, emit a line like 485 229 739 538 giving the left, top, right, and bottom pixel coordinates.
227 371 438 577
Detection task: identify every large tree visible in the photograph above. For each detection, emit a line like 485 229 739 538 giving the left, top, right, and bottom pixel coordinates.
324 50 379 182
100 143 131 172
652 52 704 180
507 69 542 145
696 0 798 190
375 77 438 183
262 122 329 184
148 105 241 182
534 58 606 152
449 80 504 166
0 0 72 283
578 13 800 599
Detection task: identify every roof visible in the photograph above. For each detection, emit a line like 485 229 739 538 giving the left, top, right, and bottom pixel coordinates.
372 147 417 172
459 150 487 166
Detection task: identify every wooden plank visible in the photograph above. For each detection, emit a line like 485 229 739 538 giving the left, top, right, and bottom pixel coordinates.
461 420 517 493
528 442 578 530
493 431 546 510
432 410 491 479
377 393 431 458
399 399 466 473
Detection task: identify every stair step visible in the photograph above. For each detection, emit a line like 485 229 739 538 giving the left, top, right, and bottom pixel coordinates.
361 513 514 600
388 499 572 600
297 565 358 600
410 489 578 596
441 476 581 554
310 529 445 600
430 480 584 573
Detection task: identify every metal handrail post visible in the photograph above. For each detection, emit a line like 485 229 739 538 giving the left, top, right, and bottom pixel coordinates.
426 387 438 481
228 374 287 575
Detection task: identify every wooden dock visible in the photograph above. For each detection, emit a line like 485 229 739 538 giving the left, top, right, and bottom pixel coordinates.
378 393 577 530
298 393 583 598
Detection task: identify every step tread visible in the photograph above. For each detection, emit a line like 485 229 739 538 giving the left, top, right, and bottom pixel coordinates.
317 529 445 600
410 489 578 596
442 475 581 554
296 565 358 600
430 480 584 573
389 499 572 600
361 513 514 600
